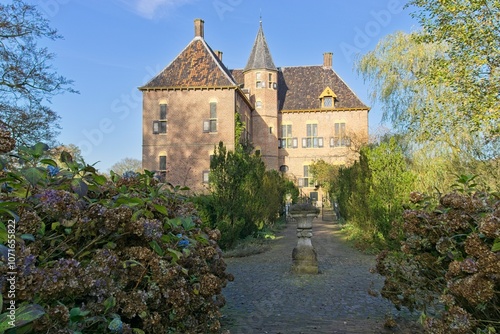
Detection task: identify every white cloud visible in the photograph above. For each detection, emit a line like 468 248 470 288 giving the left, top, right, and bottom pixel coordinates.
116 0 195 19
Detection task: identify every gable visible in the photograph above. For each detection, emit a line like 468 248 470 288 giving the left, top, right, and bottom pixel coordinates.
141 38 237 89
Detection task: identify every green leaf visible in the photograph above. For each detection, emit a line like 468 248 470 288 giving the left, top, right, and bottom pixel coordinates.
103 296 116 314
181 217 195 231
165 217 182 229
38 222 45 236
152 204 168 216
20 234 35 242
21 167 44 187
0 208 19 224
194 234 210 246
167 248 182 263
39 159 58 167
132 329 146 334
69 307 90 323
161 233 175 244
60 151 73 163
105 242 117 250
122 260 142 268
131 209 144 222
114 197 144 207
71 179 88 197
82 165 97 174
0 222 7 243
0 303 45 331
149 240 164 256
92 174 108 186
492 238 500 252
31 143 49 158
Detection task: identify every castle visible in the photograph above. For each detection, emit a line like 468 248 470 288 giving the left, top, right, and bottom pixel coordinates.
140 19 369 201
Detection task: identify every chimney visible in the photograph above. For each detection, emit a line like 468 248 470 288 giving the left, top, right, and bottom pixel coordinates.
194 18 204 38
215 50 223 61
323 52 333 68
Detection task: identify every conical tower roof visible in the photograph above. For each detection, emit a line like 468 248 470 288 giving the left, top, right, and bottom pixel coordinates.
244 21 277 72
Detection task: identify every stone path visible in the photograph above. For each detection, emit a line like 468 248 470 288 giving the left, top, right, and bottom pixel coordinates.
220 211 421 334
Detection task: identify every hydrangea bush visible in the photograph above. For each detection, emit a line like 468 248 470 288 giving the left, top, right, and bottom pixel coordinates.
0 142 232 333
376 177 499 333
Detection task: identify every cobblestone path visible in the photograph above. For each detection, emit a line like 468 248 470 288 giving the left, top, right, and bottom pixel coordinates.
220 212 421 334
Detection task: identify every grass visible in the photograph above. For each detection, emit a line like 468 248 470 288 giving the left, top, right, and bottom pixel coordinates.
223 216 287 258
340 222 387 254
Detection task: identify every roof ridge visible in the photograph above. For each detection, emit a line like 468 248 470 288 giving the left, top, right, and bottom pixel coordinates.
140 37 237 89
200 38 237 86
141 38 197 88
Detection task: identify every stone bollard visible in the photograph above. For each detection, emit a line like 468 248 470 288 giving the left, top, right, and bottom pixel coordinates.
289 203 320 274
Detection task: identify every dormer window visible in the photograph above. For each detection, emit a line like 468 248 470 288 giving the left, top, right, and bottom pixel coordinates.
323 97 333 107
319 86 337 108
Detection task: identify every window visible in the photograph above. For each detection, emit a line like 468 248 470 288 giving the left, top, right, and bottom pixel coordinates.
153 104 167 134
159 155 167 171
203 102 217 133
256 72 263 88
323 97 333 107
256 100 262 108
280 124 297 149
302 165 314 187
202 171 210 183
268 73 273 88
302 123 323 148
331 122 350 147
269 126 273 134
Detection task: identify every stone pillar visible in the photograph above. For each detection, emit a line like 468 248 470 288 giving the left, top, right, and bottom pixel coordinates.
290 204 319 274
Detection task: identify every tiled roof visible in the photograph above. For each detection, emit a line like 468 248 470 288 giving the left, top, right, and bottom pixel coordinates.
277 66 369 111
243 22 277 72
230 66 369 111
140 37 237 89
230 69 244 84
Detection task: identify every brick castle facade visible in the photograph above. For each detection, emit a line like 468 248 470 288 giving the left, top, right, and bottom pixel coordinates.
140 19 369 200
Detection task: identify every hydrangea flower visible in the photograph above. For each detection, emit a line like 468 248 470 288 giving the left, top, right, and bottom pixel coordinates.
142 219 162 240
176 233 190 248
122 171 138 179
47 165 60 177
178 239 190 248
108 318 123 333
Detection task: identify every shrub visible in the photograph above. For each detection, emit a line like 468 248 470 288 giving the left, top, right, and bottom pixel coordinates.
334 137 415 249
198 142 294 249
376 181 499 333
0 143 232 333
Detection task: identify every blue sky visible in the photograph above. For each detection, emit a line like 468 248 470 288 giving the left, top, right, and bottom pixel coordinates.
32 0 418 172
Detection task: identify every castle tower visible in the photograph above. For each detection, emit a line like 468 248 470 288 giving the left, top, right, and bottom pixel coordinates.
243 21 279 170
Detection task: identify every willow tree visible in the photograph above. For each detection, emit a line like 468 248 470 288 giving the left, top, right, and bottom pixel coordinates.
357 1 499 160
409 0 500 140
357 32 465 150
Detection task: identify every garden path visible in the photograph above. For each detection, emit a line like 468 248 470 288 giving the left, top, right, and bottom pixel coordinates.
220 210 421 334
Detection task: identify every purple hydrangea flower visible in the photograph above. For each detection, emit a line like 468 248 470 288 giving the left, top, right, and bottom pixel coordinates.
143 219 162 240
